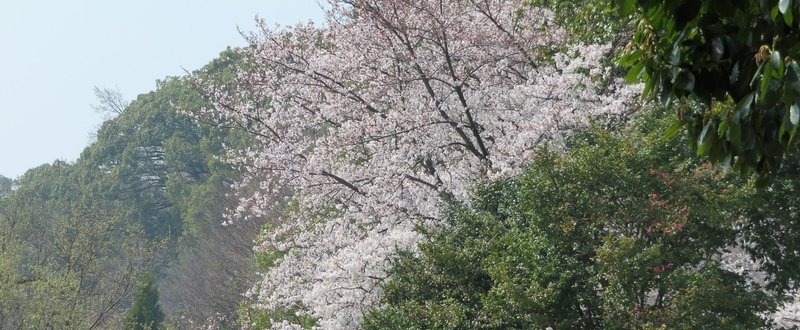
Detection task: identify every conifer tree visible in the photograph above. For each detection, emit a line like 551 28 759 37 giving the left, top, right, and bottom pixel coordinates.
127 271 164 330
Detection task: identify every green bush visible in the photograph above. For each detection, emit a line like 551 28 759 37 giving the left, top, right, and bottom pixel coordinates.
363 116 782 329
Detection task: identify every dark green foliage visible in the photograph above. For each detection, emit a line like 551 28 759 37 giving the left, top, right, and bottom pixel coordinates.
82 78 203 240
618 0 800 177
128 271 164 330
79 48 247 242
363 115 785 329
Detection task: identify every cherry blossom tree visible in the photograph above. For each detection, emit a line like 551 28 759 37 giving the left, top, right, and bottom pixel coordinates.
195 0 639 328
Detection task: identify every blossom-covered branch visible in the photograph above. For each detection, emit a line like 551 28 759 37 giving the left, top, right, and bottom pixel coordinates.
194 0 639 327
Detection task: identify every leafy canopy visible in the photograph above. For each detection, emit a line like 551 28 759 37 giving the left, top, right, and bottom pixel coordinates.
618 0 800 177
363 115 795 329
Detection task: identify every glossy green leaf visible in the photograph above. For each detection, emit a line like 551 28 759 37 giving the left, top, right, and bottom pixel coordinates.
779 0 792 14
626 61 645 83
730 118 742 147
718 118 729 137
761 62 773 103
785 6 794 25
642 72 656 98
697 121 715 155
772 4 781 21
734 93 754 120
770 51 784 77
665 119 685 138
620 49 643 67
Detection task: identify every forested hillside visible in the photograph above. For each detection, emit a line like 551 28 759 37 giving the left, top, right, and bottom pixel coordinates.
0 49 269 329
2 0 800 329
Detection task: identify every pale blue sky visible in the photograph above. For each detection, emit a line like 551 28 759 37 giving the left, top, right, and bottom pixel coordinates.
0 1 324 178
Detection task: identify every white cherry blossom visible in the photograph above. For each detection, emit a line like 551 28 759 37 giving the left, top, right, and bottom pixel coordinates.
195 0 639 327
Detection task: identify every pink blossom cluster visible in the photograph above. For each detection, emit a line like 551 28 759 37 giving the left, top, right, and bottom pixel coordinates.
195 0 639 328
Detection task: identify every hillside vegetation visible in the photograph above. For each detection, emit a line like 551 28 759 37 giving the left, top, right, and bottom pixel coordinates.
2 1 799 329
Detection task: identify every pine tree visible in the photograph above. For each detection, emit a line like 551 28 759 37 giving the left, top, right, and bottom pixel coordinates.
127 271 164 330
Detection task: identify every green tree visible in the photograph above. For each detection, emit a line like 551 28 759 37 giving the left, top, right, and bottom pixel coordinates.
0 175 14 197
363 115 786 329
0 162 154 329
127 271 164 330
618 0 800 177
80 49 247 243
2 49 255 329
